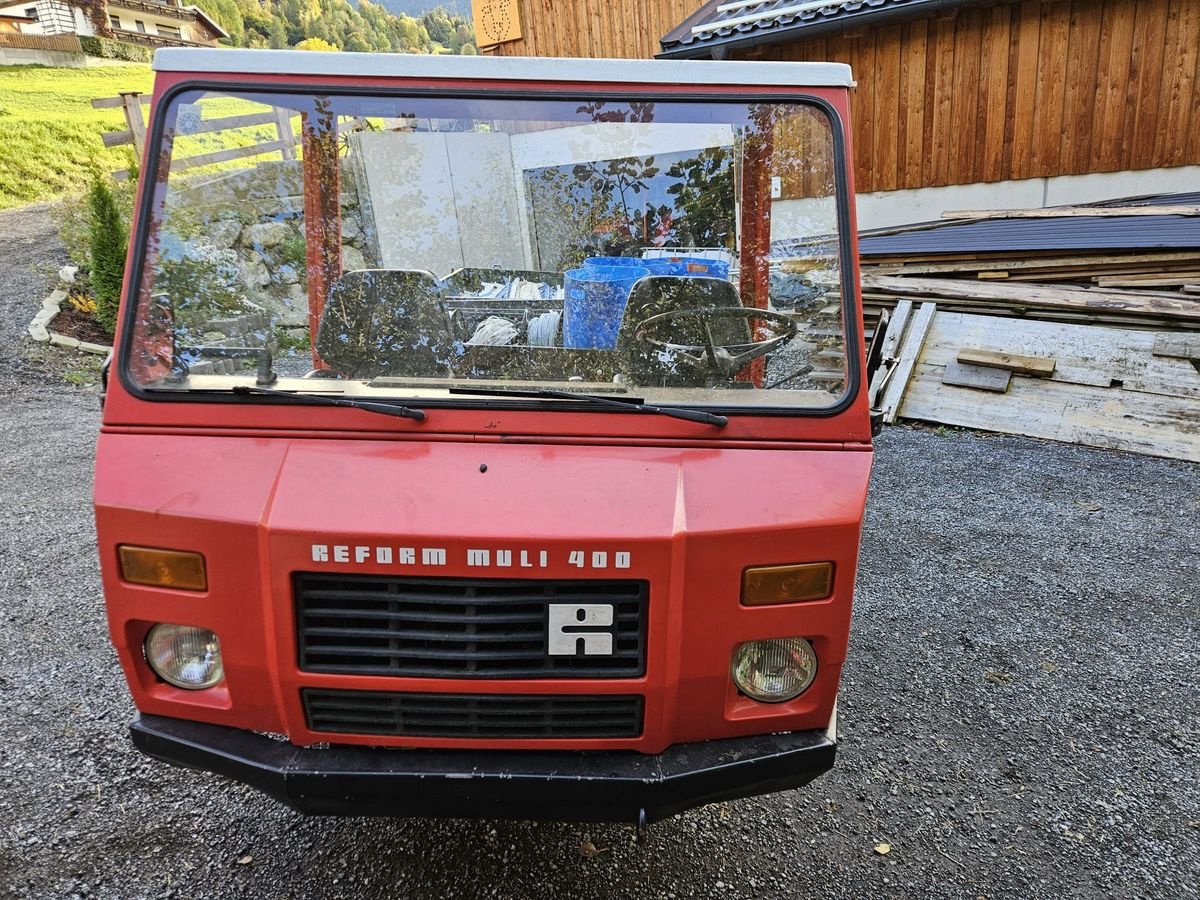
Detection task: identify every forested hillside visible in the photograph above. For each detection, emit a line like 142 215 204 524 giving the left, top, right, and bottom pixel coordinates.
372 0 468 17
197 0 476 54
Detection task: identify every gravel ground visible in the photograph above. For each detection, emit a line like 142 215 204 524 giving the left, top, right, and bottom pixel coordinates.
1 203 1198 899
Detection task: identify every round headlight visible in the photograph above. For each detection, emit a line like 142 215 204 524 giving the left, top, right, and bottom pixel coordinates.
144 624 224 690
731 637 817 703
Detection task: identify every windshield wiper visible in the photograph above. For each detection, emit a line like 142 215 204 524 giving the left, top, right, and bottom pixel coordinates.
447 387 727 427
230 385 426 422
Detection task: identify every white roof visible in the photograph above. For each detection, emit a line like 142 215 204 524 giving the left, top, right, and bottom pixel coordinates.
152 48 853 88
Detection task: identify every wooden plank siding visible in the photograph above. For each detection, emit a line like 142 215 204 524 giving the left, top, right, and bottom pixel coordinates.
767 0 1200 193
490 0 1200 195
489 0 699 59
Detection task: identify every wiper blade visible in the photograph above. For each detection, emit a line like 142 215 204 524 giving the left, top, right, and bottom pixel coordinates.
447 387 727 427
230 385 426 422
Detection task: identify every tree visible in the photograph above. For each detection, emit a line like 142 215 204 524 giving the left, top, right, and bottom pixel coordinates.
86 178 127 335
196 0 245 44
343 29 370 52
422 6 453 43
267 16 287 48
295 36 338 50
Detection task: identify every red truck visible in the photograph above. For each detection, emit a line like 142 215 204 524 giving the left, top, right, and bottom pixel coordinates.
95 48 873 823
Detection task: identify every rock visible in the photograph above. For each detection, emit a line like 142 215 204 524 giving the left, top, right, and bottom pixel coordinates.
242 222 291 249
278 264 301 285
207 219 243 250
58 265 79 284
27 290 66 342
341 246 367 272
246 284 308 329
341 217 360 241
239 252 270 288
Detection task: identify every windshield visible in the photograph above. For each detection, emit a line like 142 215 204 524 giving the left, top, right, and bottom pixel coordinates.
124 86 853 412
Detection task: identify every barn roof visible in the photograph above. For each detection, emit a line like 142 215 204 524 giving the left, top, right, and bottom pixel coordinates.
659 0 991 58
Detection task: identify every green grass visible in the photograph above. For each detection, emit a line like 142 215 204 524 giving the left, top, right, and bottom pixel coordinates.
0 64 153 209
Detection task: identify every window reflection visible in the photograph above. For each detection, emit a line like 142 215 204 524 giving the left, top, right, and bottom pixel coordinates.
129 90 848 408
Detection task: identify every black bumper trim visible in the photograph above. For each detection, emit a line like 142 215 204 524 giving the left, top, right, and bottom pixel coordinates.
130 714 836 823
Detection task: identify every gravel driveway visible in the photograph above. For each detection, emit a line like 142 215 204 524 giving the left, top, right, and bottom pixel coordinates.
1 203 1197 900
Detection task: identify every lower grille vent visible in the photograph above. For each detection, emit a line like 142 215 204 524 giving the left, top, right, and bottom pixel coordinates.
302 689 644 739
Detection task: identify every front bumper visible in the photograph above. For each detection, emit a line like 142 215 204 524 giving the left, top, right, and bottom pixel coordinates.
130 714 837 823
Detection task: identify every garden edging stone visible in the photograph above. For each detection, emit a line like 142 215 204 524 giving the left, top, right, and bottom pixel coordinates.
27 287 113 355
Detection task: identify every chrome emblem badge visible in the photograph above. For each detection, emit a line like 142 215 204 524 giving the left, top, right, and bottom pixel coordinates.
547 604 615 656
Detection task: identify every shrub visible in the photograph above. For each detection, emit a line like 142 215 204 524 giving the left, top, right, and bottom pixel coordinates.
78 36 154 63
154 232 246 327
294 37 339 52
86 177 128 334
53 150 138 268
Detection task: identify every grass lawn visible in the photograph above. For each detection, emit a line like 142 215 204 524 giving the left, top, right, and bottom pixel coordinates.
0 64 153 210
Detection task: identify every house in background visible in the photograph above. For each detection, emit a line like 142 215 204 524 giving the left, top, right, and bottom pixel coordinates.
478 0 1200 228
0 0 227 47
0 10 32 32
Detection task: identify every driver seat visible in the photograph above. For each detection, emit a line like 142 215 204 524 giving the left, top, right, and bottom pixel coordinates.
616 276 750 387
316 269 457 379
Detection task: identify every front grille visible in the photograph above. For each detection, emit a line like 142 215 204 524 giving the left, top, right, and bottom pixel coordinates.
303 688 644 739
295 573 648 678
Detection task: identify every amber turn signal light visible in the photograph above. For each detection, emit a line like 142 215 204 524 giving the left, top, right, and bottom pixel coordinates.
742 562 834 606
117 546 207 591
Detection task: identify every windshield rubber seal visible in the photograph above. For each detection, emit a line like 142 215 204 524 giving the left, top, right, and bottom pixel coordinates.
116 78 861 421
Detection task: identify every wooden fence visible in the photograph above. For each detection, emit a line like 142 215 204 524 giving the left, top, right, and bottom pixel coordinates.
95 92 300 180
0 32 83 52
95 91 371 180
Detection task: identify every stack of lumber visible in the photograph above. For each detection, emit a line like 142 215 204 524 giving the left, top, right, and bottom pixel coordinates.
857 194 1200 331
859 253 1200 331
856 195 1200 462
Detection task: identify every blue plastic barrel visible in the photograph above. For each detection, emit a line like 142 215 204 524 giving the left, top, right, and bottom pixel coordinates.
563 265 650 349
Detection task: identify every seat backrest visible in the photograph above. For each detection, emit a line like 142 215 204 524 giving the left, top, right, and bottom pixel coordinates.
616 276 749 387
316 269 456 378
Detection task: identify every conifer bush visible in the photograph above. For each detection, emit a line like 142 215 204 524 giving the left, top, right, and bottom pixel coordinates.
86 177 127 335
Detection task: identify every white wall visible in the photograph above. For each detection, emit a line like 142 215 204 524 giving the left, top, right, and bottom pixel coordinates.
509 122 735 171
847 165 1200 231
354 131 527 276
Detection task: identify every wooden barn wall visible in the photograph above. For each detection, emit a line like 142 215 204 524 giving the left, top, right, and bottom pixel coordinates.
762 0 1200 194
486 0 1200 195
487 0 699 60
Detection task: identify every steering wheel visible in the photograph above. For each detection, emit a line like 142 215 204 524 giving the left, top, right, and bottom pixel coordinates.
634 307 799 380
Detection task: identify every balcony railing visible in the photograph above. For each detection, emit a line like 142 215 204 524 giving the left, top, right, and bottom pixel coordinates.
110 0 190 21
110 27 208 47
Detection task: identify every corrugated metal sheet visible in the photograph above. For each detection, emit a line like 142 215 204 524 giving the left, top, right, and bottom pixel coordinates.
659 0 980 56
859 215 1200 257
1095 191 1200 208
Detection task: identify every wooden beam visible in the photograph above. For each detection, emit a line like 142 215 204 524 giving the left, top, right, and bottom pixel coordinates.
957 347 1056 376
187 110 278 136
102 129 133 148
866 251 1200 277
121 92 147 157
1151 335 1200 360
168 139 286 173
91 94 152 110
860 273 1200 322
942 360 1012 392
880 301 936 423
